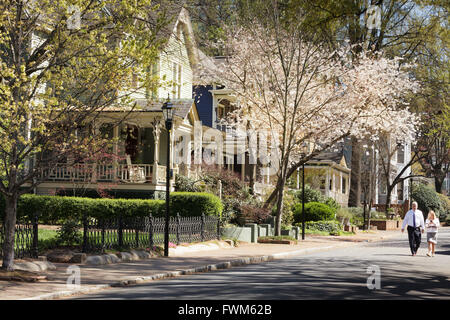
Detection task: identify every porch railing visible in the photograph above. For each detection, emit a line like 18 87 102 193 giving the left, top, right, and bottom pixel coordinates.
41 163 180 184
42 163 154 184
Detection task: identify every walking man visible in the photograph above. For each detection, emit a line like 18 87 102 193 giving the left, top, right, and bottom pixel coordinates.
401 201 425 256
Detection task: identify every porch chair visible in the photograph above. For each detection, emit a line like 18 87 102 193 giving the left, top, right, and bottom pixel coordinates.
126 155 146 183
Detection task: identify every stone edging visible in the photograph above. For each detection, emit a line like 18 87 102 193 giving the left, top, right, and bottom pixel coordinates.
24 241 359 300
85 250 152 266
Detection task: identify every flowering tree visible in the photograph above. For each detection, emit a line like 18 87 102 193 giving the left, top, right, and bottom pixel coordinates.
199 16 420 235
0 0 171 270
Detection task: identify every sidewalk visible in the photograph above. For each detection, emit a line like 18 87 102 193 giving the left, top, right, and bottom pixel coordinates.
0 230 401 300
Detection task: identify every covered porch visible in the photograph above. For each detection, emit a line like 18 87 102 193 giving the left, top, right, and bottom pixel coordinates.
37 100 201 195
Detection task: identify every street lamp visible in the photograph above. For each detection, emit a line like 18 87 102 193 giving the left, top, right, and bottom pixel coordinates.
302 160 305 240
162 97 174 257
299 153 306 240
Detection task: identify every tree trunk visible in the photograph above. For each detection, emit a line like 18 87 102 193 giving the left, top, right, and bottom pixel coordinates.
1 194 18 270
274 178 286 236
385 186 393 218
434 172 445 194
249 163 256 195
348 137 361 207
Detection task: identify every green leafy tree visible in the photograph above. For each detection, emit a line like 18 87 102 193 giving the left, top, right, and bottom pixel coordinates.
0 0 171 270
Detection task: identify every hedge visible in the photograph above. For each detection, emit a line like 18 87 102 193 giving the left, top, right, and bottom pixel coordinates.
170 192 223 219
1 192 222 224
293 202 336 223
298 220 342 234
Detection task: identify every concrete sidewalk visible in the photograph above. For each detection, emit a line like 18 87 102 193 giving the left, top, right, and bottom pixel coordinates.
0 230 400 300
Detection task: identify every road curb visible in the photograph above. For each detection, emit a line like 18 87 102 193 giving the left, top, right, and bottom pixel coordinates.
23 241 362 300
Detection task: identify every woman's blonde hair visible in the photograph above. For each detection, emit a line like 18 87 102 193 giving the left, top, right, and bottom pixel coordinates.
427 210 436 220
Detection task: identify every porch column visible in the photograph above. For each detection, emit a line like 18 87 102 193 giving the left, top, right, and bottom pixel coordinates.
331 170 335 194
152 124 161 184
170 125 176 184
325 169 330 197
113 125 119 182
241 153 245 181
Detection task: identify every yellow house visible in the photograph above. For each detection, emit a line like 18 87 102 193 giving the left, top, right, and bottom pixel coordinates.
296 149 351 207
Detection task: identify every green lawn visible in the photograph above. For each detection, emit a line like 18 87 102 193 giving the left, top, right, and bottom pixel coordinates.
38 228 58 241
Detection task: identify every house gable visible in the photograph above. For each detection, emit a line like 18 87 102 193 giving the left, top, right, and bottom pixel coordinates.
157 8 198 101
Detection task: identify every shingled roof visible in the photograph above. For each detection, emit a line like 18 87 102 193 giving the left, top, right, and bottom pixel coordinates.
311 139 352 168
135 99 195 120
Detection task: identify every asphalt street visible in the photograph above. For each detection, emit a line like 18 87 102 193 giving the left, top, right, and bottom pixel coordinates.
69 227 450 300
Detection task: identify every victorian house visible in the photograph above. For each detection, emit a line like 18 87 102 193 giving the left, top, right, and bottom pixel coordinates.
36 7 207 199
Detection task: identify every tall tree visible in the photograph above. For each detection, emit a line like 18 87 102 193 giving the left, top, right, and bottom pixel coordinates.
198 1 419 235
0 0 171 270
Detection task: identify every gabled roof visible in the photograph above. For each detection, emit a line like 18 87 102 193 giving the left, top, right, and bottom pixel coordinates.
135 99 195 120
311 140 351 169
151 2 199 68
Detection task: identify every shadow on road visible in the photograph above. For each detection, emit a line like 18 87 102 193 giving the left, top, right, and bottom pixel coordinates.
73 255 450 300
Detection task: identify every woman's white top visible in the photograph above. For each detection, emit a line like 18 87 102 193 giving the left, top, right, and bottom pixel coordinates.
425 218 440 233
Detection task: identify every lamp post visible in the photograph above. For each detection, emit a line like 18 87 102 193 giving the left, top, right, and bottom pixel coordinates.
162 97 174 257
302 160 305 240
299 153 306 240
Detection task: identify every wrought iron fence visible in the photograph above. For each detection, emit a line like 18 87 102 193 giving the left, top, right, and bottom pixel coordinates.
0 216 38 259
0 213 220 257
82 213 221 253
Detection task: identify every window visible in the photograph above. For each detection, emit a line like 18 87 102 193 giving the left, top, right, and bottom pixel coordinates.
397 144 405 163
172 62 182 99
320 179 326 190
146 61 159 99
380 179 387 195
342 177 346 194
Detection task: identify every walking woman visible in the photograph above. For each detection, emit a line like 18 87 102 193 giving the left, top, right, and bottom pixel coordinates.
425 210 440 257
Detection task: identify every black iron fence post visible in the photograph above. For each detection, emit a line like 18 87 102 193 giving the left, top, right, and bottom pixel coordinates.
176 213 181 245
201 213 205 242
101 219 105 253
135 218 140 248
118 214 123 248
82 214 88 253
149 214 154 249
217 217 221 240
32 212 39 258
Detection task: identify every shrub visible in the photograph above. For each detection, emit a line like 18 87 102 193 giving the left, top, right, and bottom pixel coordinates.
15 194 165 224
347 207 365 226
336 207 353 224
170 192 223 218
412 183 443 218
272 190 296 229
175 175 201 193
293 202 336 223
296 220 342 234
9 192 222 224
56 220 82 246
324 197 341 210
292 185 325 204
240 204 271 225
437 193 450 220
